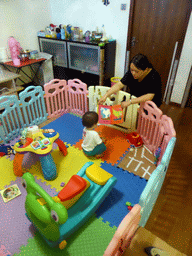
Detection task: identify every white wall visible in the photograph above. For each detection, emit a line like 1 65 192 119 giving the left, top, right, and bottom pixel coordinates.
0 0 51 59
49 0 130 78
171 12 192 104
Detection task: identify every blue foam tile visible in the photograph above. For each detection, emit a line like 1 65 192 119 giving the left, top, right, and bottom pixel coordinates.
43 113 83 146
95 162 147 227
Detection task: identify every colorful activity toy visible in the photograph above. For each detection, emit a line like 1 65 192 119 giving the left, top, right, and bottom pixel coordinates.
13 125 67 180
22 162 117 249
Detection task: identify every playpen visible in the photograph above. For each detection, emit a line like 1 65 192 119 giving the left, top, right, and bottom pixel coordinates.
0 78 176 254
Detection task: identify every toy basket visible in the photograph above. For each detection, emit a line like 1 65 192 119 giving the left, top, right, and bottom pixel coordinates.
110 77 121 87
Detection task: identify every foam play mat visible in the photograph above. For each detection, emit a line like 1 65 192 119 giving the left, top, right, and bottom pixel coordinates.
118 145 156 180
0 113 148 255
74 125 131 165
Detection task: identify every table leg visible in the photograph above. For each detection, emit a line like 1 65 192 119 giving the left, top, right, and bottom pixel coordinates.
55 138 67 156
39 154 57 181
13 153 24 176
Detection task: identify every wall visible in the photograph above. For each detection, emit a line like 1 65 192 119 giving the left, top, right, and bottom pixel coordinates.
0 0 51 60
49 0 130 78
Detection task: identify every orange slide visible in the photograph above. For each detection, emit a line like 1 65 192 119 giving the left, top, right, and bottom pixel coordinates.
55 138 67 156
13 153 25 176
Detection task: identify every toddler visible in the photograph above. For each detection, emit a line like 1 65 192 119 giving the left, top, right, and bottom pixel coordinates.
81 111 106 157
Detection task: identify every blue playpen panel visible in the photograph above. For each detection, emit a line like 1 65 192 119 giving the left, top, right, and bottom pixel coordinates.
19 86 48 126
0 86 48 144
0 95 23 143
139 137 176 227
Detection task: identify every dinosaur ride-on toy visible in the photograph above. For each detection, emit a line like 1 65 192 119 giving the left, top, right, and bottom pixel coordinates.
22 162 117 249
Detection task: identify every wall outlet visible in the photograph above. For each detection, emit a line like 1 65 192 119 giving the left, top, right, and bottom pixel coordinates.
121 4 127 11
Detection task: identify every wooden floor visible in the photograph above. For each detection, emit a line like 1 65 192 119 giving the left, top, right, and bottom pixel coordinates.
144 103 192 255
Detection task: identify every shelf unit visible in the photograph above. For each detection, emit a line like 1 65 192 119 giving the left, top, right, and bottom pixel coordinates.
38 37 116 87
0 69 23 97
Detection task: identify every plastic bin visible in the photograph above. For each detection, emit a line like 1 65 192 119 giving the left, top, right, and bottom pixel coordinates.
110 77 121 87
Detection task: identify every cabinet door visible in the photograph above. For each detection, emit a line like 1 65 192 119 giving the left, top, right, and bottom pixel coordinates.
68 42 100 75
39 38 68 68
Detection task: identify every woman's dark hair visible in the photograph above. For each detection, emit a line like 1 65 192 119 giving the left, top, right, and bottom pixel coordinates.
130 53 153 70
82 111 98 128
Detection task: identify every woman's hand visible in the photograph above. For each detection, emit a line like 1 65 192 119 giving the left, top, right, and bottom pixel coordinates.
121 100 132 109
98 95 107 105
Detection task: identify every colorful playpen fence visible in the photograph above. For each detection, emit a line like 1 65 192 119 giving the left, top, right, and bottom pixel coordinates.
0 79 176 254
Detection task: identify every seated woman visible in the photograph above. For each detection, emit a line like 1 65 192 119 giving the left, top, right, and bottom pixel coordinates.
99 53 162 108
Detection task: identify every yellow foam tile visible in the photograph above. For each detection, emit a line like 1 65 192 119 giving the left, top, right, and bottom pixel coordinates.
0 156 17 189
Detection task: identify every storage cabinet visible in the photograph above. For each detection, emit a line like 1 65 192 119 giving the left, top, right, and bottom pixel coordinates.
39 38 67 68
38 37 116 87
67 42 100 75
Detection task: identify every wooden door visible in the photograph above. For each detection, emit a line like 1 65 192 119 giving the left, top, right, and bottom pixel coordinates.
126 0 192 102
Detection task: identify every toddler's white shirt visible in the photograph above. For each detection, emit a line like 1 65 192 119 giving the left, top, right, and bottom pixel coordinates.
81 128 102 151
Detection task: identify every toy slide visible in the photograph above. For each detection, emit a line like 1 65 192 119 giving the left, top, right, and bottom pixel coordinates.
54 138 67 156
22 162 117 249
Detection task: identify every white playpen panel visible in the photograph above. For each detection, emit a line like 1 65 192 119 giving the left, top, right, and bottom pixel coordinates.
88 86 139 132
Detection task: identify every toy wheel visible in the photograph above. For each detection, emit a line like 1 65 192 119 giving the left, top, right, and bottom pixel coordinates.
59 240 67 250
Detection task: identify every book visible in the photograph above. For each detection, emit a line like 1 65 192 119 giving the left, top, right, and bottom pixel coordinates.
98 104 124 124
0 184 21 203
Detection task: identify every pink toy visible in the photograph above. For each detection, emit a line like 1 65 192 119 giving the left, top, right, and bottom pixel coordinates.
8 36 21 66
104 204 141 255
